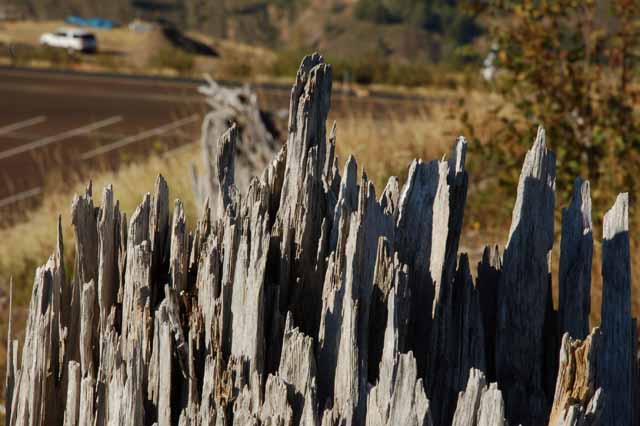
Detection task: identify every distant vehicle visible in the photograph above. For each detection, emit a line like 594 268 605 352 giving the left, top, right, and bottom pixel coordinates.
39 28 98 53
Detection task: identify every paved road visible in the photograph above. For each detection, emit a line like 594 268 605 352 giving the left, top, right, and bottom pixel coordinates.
0 66 433 218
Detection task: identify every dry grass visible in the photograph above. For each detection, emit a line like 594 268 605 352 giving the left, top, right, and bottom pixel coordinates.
334 109 451 189
0 143 200 305
332 89 506 190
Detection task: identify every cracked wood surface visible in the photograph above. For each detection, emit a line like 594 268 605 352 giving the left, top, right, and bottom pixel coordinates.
5 54 636 426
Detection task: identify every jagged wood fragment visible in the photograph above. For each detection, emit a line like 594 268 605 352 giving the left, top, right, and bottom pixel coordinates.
274 53 334 337
451 368 506 426
476 245 501 382
216 123 238 218
366 267 432 426
97 185 118 332
476 383 506 426
6 53 640 426
549 330 602 426
150 175 169 304
261 374 294 426
10 252 65 426
157 322 173 426
79 280 96 378
598 193 634 426
63 361 81 426
169 199 188 293
495 127 556 426
558 178 593 340
67 184 98 366
79 375 95 426
279 313 320 426
428 254 486 426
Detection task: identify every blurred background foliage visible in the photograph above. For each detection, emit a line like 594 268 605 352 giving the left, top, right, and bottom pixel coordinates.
462 0 640 228
354 0 483 45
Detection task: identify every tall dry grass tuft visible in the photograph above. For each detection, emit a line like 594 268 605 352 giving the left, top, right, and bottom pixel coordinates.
331 97 478 191
334 109 448 189
0 144 200 306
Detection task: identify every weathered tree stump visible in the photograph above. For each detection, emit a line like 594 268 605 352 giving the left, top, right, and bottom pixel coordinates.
5 54 636 426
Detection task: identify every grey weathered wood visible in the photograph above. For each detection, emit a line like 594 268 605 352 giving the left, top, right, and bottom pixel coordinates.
366 269 432 426
428 254 486 426
97 185 118 334
558 178 593 340
79 280 96 378
395 158 444 371
598 193 634 426
476 245 501 382
495 126 556 425
193 75 278 210
216 123 238 217
157 322 172 426
63 361 81 426
66 184 98 368
6 53 637 426
169 199 188 293
261 374 294 426
150 175 169 298
78 375 95 426
279 313 319 426
476 383 506 426
274 53 333 337
10 238 66 425
451 368 506 426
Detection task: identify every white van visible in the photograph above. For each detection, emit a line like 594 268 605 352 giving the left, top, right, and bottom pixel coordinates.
39 27 98 53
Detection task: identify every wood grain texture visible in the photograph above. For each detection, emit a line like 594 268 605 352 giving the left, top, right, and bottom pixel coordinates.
5 54 634 426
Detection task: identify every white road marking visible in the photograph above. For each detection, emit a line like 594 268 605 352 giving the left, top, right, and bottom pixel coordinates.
0 116 47 136
0 116 123 161
0 187 42 208
80 115 200 160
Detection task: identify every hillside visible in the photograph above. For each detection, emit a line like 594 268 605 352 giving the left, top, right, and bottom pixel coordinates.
4 0 484 65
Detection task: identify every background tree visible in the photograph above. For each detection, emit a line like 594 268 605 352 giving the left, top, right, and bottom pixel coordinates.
465 0 640 221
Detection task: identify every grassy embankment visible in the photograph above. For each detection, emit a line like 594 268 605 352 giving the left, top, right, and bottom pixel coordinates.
0 20 467 91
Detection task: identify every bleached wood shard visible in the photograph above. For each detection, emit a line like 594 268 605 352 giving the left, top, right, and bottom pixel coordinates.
451 368 506 426
598 193 633 426
558 178 593 340
495 126 556 425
